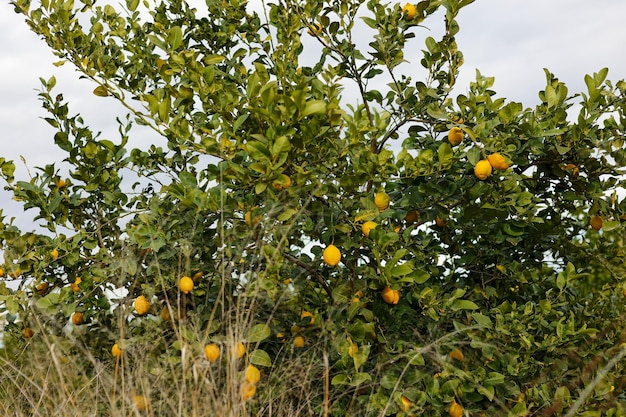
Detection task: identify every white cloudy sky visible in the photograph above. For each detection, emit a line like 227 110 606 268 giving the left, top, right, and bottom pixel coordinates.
1 0 626 228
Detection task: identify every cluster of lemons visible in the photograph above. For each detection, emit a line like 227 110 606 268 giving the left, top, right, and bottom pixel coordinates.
446 126 512 180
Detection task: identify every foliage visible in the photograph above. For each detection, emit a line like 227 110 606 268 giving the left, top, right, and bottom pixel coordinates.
2 0 626 415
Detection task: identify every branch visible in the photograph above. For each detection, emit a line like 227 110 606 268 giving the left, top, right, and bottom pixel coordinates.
284 253 334 302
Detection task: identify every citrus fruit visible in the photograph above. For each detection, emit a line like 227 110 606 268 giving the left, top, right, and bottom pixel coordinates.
294 336 305 348
245 364 261 384
22 328 34 339
323 244 341 266
133 295 151 315
36 282 49 296
449 400 463 417
244 209 261 227
0 267 4 277
449 348 464 361
70 277 81 292
232 342 246 359
272 174 292 191
241 381 256 401
307 22 322 36
204 343 220 362
51 248 59 260
112 343 122 358
300 311 315 325
401 395 412 412
382 286 400 305
361 221 377 238
160 306 171 321
590 215 603 231
402 3 417 19
404 210 419 224
374 191 390 212
192 271 203 281
179 276 194 294
474 159 492 180
56 178 66 188
71 312 84 325
447 127 464 146
487 153 510 170
133 395 149 410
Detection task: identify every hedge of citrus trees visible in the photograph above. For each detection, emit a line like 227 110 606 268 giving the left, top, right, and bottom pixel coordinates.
2 0 626 415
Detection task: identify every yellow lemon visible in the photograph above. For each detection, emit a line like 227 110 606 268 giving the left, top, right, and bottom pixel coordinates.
71 277 81 292
374 191 390 212
245 364 261 384
22 328 34 339
133 295 151 315
449 348 464 361
402 3 417 19
590 215 603 231
323 244 341 266
111 343 122 358
204 343 220 362
133 395 149 410
71 312 84 325
241 381 256 401
51 248 59 260
300 311 315 325
56 178 66 188
447 127 464 146
361 221 377 238
381 286 400 305
192 271 203 281
179 276 194 294
232 342 246 359
307 22 323 36
487 153 510 170
293 336 305 348
474 159 492 180
449 400 463 417
401 395 412 412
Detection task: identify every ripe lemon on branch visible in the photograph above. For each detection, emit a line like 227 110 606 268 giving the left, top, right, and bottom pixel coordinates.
474 159 492 180
447 127 464 146
323 244 341 266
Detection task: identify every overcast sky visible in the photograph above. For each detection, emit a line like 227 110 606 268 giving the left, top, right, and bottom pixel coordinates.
1 0 626 228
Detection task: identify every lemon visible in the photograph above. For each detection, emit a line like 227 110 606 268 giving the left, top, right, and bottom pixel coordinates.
323 244 341 266
133 295 151 315
71 312 84 325
361 221 377 238
447 127 464 146
449 348 464 361
232 342 246 359
0 267 4 277
272 174 292 191
204 343 220 362
307 22 322 36
179 276 194 294
244 208 261 227
160 306 171 321
374 191 390 212
449 400 463 417
36 282 49 296
590 215 603 231
192 271 203 281
381 286 400 305
241 381 256 401
474 159 492 180
404 210 419 224
487 153 510 170
402 3 417 19
70 277 81 292
56 178 66 188
293 336 305 348
22 328 34 339
245 364 261 384
51 248 59 260
400 395 412 412
133 395 149 410
111 343 122 358
300 311 315 325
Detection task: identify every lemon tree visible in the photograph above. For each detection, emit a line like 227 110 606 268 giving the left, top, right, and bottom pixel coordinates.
2 0 626 415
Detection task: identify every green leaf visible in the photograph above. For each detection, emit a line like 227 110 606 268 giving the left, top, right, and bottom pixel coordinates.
390 262 414 277
477 384 494 401
93 85 109 97
247 324 271 342
450 299 478 311
301 100 326 118
168 26 183 50
248 349 272 367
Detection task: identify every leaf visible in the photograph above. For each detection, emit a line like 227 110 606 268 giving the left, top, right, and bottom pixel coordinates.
478 385 495 401
450 299 478 311
484 372 505 386
471 312 492 328
301 100 326 118
168 26 183 50
248 349 272 367
93 85 109 97
390 262 414 277
247 324 271 342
